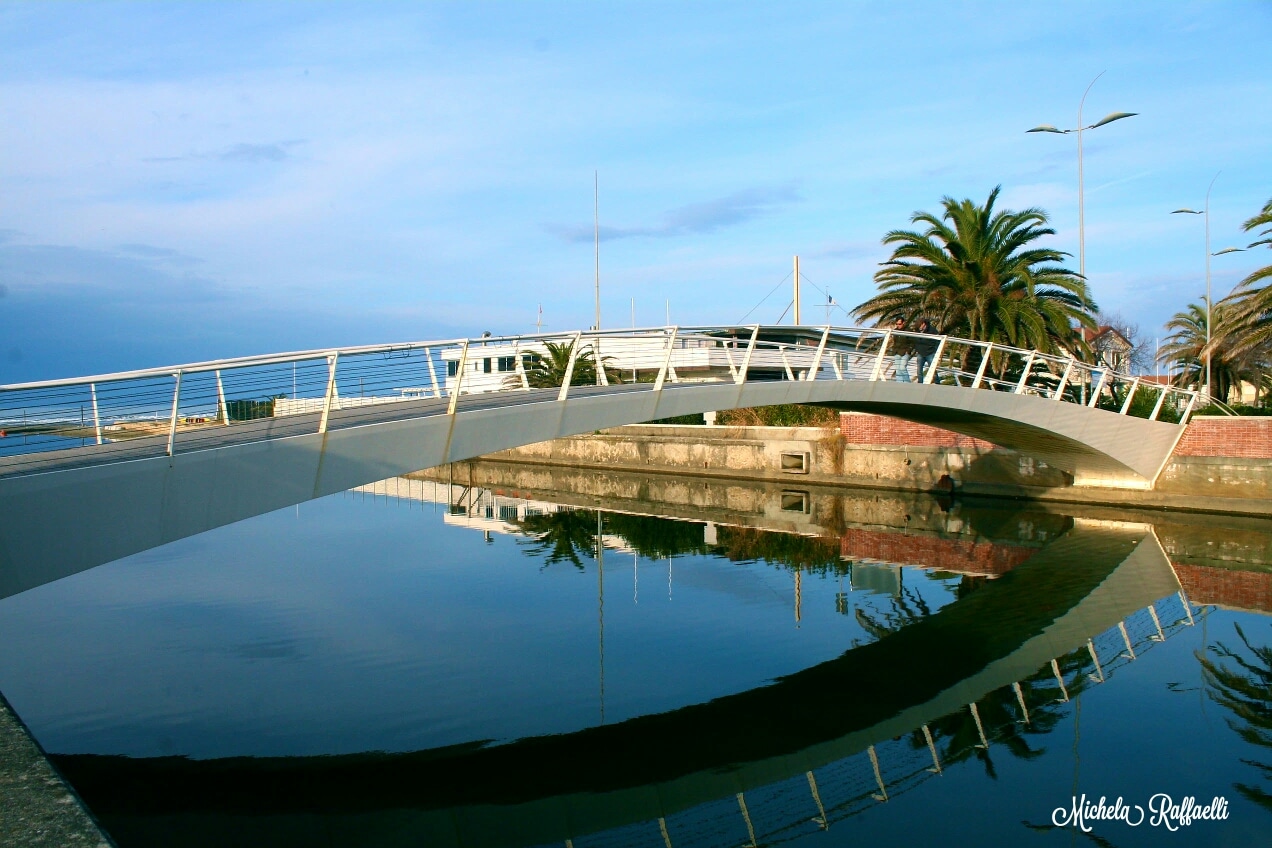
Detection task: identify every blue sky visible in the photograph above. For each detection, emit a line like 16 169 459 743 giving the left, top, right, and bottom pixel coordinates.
1 1 1270 381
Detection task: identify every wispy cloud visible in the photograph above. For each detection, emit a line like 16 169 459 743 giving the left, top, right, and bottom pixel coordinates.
811 239 878 260
547 185 801 243
143 140 305 164
220 142 294 163
116 243 204 266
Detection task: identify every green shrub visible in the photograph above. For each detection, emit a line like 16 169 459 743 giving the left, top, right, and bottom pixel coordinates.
717 405 839 427
225 395 282 421
646 413 705 425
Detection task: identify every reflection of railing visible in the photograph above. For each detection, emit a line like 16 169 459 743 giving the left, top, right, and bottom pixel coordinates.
535 593 1206 848
0 325 1198 477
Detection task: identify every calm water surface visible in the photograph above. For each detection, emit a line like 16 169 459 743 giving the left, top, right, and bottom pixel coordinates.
0 471 1269 847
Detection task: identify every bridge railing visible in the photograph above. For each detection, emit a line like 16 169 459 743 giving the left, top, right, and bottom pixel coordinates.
0 325 1198 471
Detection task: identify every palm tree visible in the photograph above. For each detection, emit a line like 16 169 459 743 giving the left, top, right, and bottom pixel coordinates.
853 187 1098 365
1158 299 1253 404
1217 198 1272 391
517 339 610 389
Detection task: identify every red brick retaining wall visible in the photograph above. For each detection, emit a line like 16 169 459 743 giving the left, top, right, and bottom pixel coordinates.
840 413 998 450
1172 417 1272 459
840 412 1272 460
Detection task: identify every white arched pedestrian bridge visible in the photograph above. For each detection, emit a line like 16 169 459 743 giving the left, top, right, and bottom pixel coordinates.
0 325 1197 595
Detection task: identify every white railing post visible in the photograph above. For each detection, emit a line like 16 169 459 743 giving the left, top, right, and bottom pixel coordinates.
831 349 843 380
90 382 103 444
1148 385 1169 421
870 331 892 382
923 336 948 384
215 370 230 425
971 342 993 389
723 339 739 381
512 341 530 390
557 332 583 402
1052 358 1076 401
425 347 442 398
1014 351 1037 394
654 327 679 391
805 326 830 381
166 370 182 457
735 326 759 385
447 340 469 415
1119 377 1141 415
781 346 795 381
318 352 340 434
1087 366 1111 408
1179 390 1199 426
592 337 608 386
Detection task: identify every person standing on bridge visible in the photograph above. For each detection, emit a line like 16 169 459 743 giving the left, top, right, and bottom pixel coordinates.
891 317 915 382
913 319 940 383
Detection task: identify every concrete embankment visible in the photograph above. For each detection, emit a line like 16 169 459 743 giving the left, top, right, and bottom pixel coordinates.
477 414 1272 517
0 693 112 847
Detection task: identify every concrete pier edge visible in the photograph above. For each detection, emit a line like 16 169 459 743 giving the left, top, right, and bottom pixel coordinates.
0 690 113 847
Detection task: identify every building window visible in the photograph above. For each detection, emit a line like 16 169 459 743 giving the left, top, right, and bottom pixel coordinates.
483 358 493 374
447 361 459 377
497 356 516 372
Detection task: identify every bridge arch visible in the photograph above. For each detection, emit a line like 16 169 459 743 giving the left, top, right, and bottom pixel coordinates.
0 325 1194 596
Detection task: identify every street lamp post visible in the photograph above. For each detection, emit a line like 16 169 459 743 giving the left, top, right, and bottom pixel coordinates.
1170 172 1242 400
1027 71 1137 281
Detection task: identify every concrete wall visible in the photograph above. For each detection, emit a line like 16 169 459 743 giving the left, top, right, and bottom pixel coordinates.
486 424 847 483
483 413 1272 516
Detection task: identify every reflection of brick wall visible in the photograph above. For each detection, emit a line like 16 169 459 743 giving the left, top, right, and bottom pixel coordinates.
1174 563 1272 613
1173 417 1272 458
840 528 1035 576
839 413 998 450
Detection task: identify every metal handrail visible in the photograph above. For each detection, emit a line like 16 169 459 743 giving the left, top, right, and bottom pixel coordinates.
0 324 1199 472
0 324 1163 391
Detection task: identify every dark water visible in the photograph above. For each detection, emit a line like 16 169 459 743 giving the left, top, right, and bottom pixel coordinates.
0 471 1270 847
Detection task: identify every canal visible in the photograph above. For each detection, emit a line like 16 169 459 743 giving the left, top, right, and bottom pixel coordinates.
0 469 1268 847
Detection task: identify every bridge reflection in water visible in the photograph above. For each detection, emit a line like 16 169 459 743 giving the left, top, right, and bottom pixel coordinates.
46 472 1207 848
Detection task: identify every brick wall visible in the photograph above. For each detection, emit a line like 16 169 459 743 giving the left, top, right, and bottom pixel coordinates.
840 527 1035 576
840 412 998 450
842 411 1272 460
1174 563 1272 613
1173 417 1272 459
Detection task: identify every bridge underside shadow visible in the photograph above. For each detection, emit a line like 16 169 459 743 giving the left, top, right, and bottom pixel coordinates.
50 520 1181 848
0 379 1182 599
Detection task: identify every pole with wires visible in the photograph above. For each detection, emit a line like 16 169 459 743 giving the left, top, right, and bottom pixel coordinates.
594 171 601 331
793 255 801 325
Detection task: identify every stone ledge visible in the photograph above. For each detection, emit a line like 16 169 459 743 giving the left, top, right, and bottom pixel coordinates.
0 692 112 847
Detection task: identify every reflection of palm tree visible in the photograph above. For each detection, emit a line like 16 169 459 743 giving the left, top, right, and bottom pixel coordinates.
714 526 844 574
602 513 707 559
516 509 598 570
854 586 932 639
1199 623 1272 812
